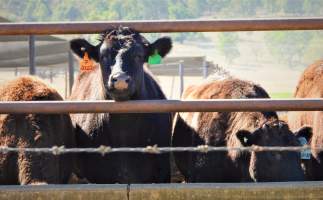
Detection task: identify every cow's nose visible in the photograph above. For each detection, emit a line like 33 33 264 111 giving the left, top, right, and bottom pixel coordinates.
111 73 130 90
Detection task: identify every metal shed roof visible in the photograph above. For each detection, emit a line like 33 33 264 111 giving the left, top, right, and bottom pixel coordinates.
0 16 69 69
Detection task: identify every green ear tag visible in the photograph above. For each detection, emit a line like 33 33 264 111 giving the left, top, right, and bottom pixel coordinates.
148 51 162 65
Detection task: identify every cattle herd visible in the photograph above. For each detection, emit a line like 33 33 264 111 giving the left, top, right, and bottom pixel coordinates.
0 27 321 185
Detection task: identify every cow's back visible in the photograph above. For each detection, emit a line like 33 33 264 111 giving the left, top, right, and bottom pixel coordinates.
0 76 75 184
288 61 323 180
288 61 322 130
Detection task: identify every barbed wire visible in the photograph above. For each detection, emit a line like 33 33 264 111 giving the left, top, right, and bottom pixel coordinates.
0 145 318 156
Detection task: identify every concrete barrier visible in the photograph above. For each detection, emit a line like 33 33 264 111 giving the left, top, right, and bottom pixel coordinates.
0 184 127 200
1 182 323 200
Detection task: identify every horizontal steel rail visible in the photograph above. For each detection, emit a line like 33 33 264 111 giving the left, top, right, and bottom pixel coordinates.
1 182 323 200
0 99 321 114
1 18 323 35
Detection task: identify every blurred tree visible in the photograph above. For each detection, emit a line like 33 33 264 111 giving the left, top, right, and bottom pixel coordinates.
302 31 323 64
263 0 283 14
22 0 51 21
265 31 313 68
205 0 232 13
239 0 263 16
303 0 323 16
217 33 240 64
282 0 304 15
51 1 83 21
167 0 201 43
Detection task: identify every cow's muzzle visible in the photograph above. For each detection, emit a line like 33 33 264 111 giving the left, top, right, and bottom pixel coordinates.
109 72 130 91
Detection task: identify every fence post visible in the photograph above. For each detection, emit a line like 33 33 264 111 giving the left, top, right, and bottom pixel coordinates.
65 65 68 98
49 68 53 83
14 67 18 76
203 57 208 79
179 60 184 98
28 35 36 75
68 51 74 94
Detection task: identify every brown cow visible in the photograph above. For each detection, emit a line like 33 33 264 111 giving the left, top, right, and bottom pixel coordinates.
0 76 76 185
173 78 310 182
288 60 323 180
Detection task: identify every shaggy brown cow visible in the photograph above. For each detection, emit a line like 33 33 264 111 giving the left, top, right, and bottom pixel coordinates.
173 78 310 182
69 27 172 183
0 76 76 185
288 60 323 180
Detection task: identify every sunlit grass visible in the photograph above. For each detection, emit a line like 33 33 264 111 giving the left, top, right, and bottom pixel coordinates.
269 92 293 99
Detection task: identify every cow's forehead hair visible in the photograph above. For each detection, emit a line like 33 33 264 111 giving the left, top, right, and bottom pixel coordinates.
99 37 144 55
99 27 149 49
99 27 138 40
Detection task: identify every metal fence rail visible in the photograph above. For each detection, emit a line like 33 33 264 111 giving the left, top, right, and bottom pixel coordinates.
0 99 322 114
1 18 323 35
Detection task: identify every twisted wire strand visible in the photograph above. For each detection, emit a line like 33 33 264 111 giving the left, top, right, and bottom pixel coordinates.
0 145 316 156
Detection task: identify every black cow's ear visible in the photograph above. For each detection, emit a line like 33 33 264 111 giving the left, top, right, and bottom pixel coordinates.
236 130 253 146
148 37 172 57
295 126 313 142
70 38 99 62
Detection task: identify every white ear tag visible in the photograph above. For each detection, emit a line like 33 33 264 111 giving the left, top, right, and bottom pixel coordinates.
298 137 311 160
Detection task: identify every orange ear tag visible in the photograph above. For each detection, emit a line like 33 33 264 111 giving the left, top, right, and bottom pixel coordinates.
80 52 95 71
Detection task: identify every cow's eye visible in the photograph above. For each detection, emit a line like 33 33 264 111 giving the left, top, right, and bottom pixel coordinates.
134 54 143 61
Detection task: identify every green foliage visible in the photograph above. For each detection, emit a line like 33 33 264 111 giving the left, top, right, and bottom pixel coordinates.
217 33 240 64
302 31 323 65
50 1 84 21
282 0 304 15
167 0 196 19
2 0 323 22
264 31 313 68
270 92 293 98
234 0 263 17
303 0 323 16
263 0 283 13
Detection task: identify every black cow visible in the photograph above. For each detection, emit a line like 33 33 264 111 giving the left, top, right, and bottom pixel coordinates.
69 27 172 183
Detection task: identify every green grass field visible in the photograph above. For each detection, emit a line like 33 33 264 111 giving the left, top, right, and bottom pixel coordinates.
269 92 293 99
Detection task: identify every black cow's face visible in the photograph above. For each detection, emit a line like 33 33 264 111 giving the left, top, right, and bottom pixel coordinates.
70 27 172 101
236 121 312 182
99 33 147 101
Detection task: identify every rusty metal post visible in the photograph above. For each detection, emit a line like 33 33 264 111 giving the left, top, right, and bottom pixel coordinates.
0 99 321 114
2 18 323 35
28 35 36 75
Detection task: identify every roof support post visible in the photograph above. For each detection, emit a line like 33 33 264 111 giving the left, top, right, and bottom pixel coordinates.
28 35 36 75
68 50 74 94
178 61 184 98
203 57 208 79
